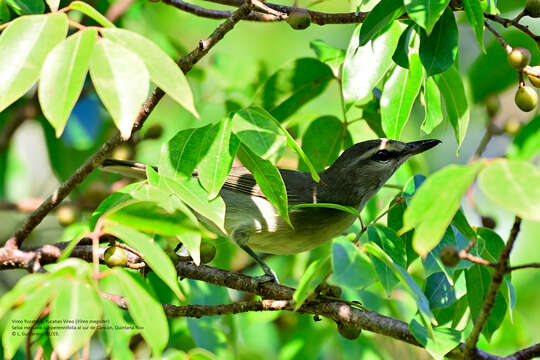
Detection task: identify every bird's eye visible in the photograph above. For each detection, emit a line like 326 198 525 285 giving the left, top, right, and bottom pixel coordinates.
372 150 391 162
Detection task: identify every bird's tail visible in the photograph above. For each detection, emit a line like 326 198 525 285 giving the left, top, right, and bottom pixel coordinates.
101 159 154 180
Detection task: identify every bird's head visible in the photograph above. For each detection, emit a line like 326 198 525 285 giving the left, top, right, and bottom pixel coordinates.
319 138 441 207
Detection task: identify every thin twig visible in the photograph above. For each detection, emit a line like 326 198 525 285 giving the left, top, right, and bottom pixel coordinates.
507 263 540 272
9 1 254 248
484 12 539 42
458 250 497 268
161 0 280 21
464 216 522 356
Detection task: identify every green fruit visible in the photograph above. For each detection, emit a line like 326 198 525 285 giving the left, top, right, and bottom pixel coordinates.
287 8 311 30
56 205 78 226
104 246 128 267
515 85 539 112
485 95 500 117
200 241 217 264
508 48 531 70
529 66 540 87
144 124 164 140
440 246 460 268
505 118 521 135
526 0 540 17
337 323 361 340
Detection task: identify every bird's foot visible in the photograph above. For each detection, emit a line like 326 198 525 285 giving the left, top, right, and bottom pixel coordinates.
253 268 280 285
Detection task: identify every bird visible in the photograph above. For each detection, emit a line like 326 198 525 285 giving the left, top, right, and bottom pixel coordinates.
102 138 441 283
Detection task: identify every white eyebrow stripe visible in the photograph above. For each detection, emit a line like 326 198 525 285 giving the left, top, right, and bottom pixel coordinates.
379 138 389 150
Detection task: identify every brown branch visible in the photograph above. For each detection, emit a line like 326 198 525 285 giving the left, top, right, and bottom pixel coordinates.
459 250 497 268
507 263 540 272
8 1 254 248
162 0 280 21
6 239 539 359
484 12 539 42
464 217 522 355
202 0 368 25
506 342 540 360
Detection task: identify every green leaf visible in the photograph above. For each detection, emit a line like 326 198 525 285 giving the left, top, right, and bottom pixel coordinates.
404 0 451 34
0 273 47 319
392 24 415 68
39 28 97 137
89 38 149 140
100 297 135 360
159 124 213 180
422 227 457 278
424 272 456 309
298 116 346 172
5 0 44 14
387 195 418 267
198 115 240 199
70 1 115 28
359 97 387 138
49 280 102 359
179 232 202 265
402 162 483 256
409 319 461 360
293 250 332 309
381 53 423 139
507 115 540 160
2 280 54 359
104 222 186 300
290 203 361 218
232 106 287 162
237 145 291 226
364 242 436 327
46 0 59 11
358 0 405 46
465 265 507 341
159 175 227 233
111 269 169 355
421 75 443 134
342 22 402 106
105 201 199 236
366 225 406 295
463 0 485 52
253 58 334 122
0 1 10 24
309 39 345 64
0 13 68 112
419 8 458 76
434 66 470 149
331 236 376 289
452 208 476 242
101 28 198 118
478 159 540 221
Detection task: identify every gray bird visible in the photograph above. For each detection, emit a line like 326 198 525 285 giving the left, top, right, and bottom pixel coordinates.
102 138 440 283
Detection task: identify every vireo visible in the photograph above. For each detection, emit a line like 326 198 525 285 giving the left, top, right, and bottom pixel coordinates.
102 138 440 283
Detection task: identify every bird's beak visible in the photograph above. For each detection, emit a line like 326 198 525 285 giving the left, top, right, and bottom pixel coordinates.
403 139 441 156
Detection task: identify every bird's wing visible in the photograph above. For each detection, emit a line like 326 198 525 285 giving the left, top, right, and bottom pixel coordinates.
219 167 304 204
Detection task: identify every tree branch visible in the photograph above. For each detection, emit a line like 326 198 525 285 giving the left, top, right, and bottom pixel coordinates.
484 12 540 43
162 0 280 21
464 216 522 355
8 0 254 248
196 0 368 25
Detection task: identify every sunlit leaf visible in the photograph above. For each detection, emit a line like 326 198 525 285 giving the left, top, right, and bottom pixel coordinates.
409 319 460 360
104 222 186 300
381 53 423 139
70 1 115 28
309 39 345 64
463 0 485 52
111 269 168 355
39 28 97 137
49 280 102 359
0 13 68 111
421 75 443 134
358 0 405 46
342 22 402 106
89 38 149 140
102 28 198 118
478 159 540 221
402 162 483 256
5 0 44 14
